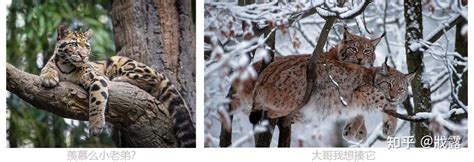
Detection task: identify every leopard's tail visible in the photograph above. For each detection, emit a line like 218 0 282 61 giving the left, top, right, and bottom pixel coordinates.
151 76 196 148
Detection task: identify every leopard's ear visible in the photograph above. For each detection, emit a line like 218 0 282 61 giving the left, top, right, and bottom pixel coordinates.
371 32 385 47
84 29 93 40
57 24 69 41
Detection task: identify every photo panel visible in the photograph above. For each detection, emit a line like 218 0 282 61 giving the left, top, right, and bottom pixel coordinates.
204 0 468 149
6 0 196 148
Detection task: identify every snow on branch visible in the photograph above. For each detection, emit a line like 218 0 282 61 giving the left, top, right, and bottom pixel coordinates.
383 108 466 123
316 0 372 19
410 14 468 114
205 0 373 46
383 109 425 122
409 15 465 52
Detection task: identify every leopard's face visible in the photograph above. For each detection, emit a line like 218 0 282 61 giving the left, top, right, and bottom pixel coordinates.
374 61 416 105
55 25 92 67
336 30 384 68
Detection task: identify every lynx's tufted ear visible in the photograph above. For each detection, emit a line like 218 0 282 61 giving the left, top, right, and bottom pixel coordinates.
57 24 70 41
405 70 417 82
84 29 93 40
381 57 389 75
343 27 356 43
371 32 385 46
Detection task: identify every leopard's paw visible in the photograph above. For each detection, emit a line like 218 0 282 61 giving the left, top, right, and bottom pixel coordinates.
89 118 105 136
40 71 59 88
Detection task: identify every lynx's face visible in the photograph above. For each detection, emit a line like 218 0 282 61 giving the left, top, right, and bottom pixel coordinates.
337 30 384 68
55 25 92 67
374 61 416 105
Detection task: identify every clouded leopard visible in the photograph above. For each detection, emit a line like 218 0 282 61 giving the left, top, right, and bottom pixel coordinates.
40 25 195 147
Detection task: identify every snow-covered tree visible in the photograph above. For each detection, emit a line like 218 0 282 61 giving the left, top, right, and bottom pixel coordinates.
204 0 467 148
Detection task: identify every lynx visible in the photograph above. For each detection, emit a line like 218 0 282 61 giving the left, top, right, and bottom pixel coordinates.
252 56 413 118
232 29 383 114
251 56 414 144
230 30 398 144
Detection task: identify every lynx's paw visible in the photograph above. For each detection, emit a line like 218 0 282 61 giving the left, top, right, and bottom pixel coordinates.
382 114 397 137
342 115 367 144
40 71 59 88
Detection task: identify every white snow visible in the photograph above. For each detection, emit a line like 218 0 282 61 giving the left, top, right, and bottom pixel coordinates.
408 42 423 51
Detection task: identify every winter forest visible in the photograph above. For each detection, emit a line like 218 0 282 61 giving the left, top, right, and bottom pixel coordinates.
204 0 468 147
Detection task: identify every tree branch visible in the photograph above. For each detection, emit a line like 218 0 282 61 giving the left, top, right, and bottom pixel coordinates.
426 15 465 47
410 15 466 52
383 109 427 122
300 17 337 107
6 63 178 147
302 0 373 107
317 0 373 19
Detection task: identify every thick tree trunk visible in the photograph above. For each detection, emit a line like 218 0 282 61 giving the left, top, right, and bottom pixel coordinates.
175 0 196 115
110 0 195 146
404 0 432 147
7 64 178 147
111 0 195 116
